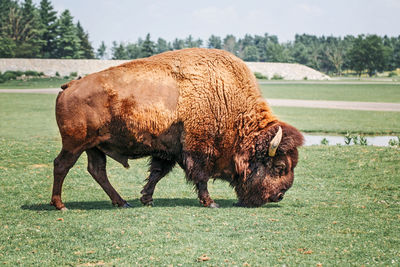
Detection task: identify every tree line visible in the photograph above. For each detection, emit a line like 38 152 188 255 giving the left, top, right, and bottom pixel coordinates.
1 0 400 76
0 0 94 59
105 33 400 76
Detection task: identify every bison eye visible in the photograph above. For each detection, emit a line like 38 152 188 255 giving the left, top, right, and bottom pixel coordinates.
274 162 287 176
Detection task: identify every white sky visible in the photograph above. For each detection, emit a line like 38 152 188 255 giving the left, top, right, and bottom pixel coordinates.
34 0 400 49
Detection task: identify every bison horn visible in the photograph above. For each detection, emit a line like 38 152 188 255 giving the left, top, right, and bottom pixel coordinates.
268 126 283 157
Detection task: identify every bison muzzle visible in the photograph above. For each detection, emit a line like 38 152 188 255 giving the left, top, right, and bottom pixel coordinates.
51 48 304 210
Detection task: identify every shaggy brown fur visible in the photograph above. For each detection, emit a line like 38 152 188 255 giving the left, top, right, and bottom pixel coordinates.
51 48 304 210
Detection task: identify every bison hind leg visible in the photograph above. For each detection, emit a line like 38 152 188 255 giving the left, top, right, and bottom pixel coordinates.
86 147 130 207
51 148 83 210
140 157 175 206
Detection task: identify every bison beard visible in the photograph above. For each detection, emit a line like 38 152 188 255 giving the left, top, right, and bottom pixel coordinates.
51 48 304 210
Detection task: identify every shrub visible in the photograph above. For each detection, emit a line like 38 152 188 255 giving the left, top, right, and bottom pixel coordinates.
303 76 308 80
388 136 400 147
24 70 41 77
359 135 368 146
320 138 329 145
55 72 60 77
69 72 78 78
2 71 20 81
254 72 268 80
388 71 397 77
344 132 352 145
271 73 284 80
344 132 368 146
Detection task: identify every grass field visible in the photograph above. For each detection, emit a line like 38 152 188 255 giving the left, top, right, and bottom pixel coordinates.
260 83 400 103
1 81 399 265
0 77 69 89
0 92 399 265
1 93 398 136
273 106 400 135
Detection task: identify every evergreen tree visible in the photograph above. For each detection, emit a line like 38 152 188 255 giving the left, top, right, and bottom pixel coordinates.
156 38 170 54
18 0 42 57
207 35 222 49
111 41 127 59
54 9 80 58
172 38 184 50
126 42 141 59
96 41 107 59
185 35 195 48
0 0 18 57
39 0 57 58
76 21 94 58
140 33 154 58
194 38 203 47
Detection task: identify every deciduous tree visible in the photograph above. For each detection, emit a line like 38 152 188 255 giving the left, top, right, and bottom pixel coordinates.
349 35 386 76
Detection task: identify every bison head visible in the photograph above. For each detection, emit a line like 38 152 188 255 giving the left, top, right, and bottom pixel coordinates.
234 122 304 207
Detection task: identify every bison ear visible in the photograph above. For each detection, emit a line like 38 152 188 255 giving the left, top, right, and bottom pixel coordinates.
234 153 249 181
267 122 304 154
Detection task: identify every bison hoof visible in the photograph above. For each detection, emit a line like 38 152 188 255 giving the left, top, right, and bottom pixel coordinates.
209 202 220 208
60 207 68 211
143 201 154 207
122 202 132 208
140 195 154 206
50 201 67 211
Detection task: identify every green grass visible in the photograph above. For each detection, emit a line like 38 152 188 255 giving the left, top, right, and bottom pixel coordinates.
1 123 399 264
1 93 399 138
0 94 59 140
0 89 399 265
0 141 399 266
273 106 400 135
260 83 400 103
0 77 69 89
3 78 400 104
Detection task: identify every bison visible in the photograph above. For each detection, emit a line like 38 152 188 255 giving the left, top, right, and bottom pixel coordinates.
51 48 303 210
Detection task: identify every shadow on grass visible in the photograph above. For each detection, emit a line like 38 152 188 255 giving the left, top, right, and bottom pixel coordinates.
21 198 282 211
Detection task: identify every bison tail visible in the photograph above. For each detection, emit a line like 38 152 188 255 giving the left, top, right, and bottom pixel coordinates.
60 76 81 90
60 83 69 90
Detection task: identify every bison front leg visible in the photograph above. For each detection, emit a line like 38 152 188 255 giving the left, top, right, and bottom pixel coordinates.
86 147 130 208
140 157 175 206
196 181 219 208
184 152 219 208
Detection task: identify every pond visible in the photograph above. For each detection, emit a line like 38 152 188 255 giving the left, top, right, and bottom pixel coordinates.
303 134 397 147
